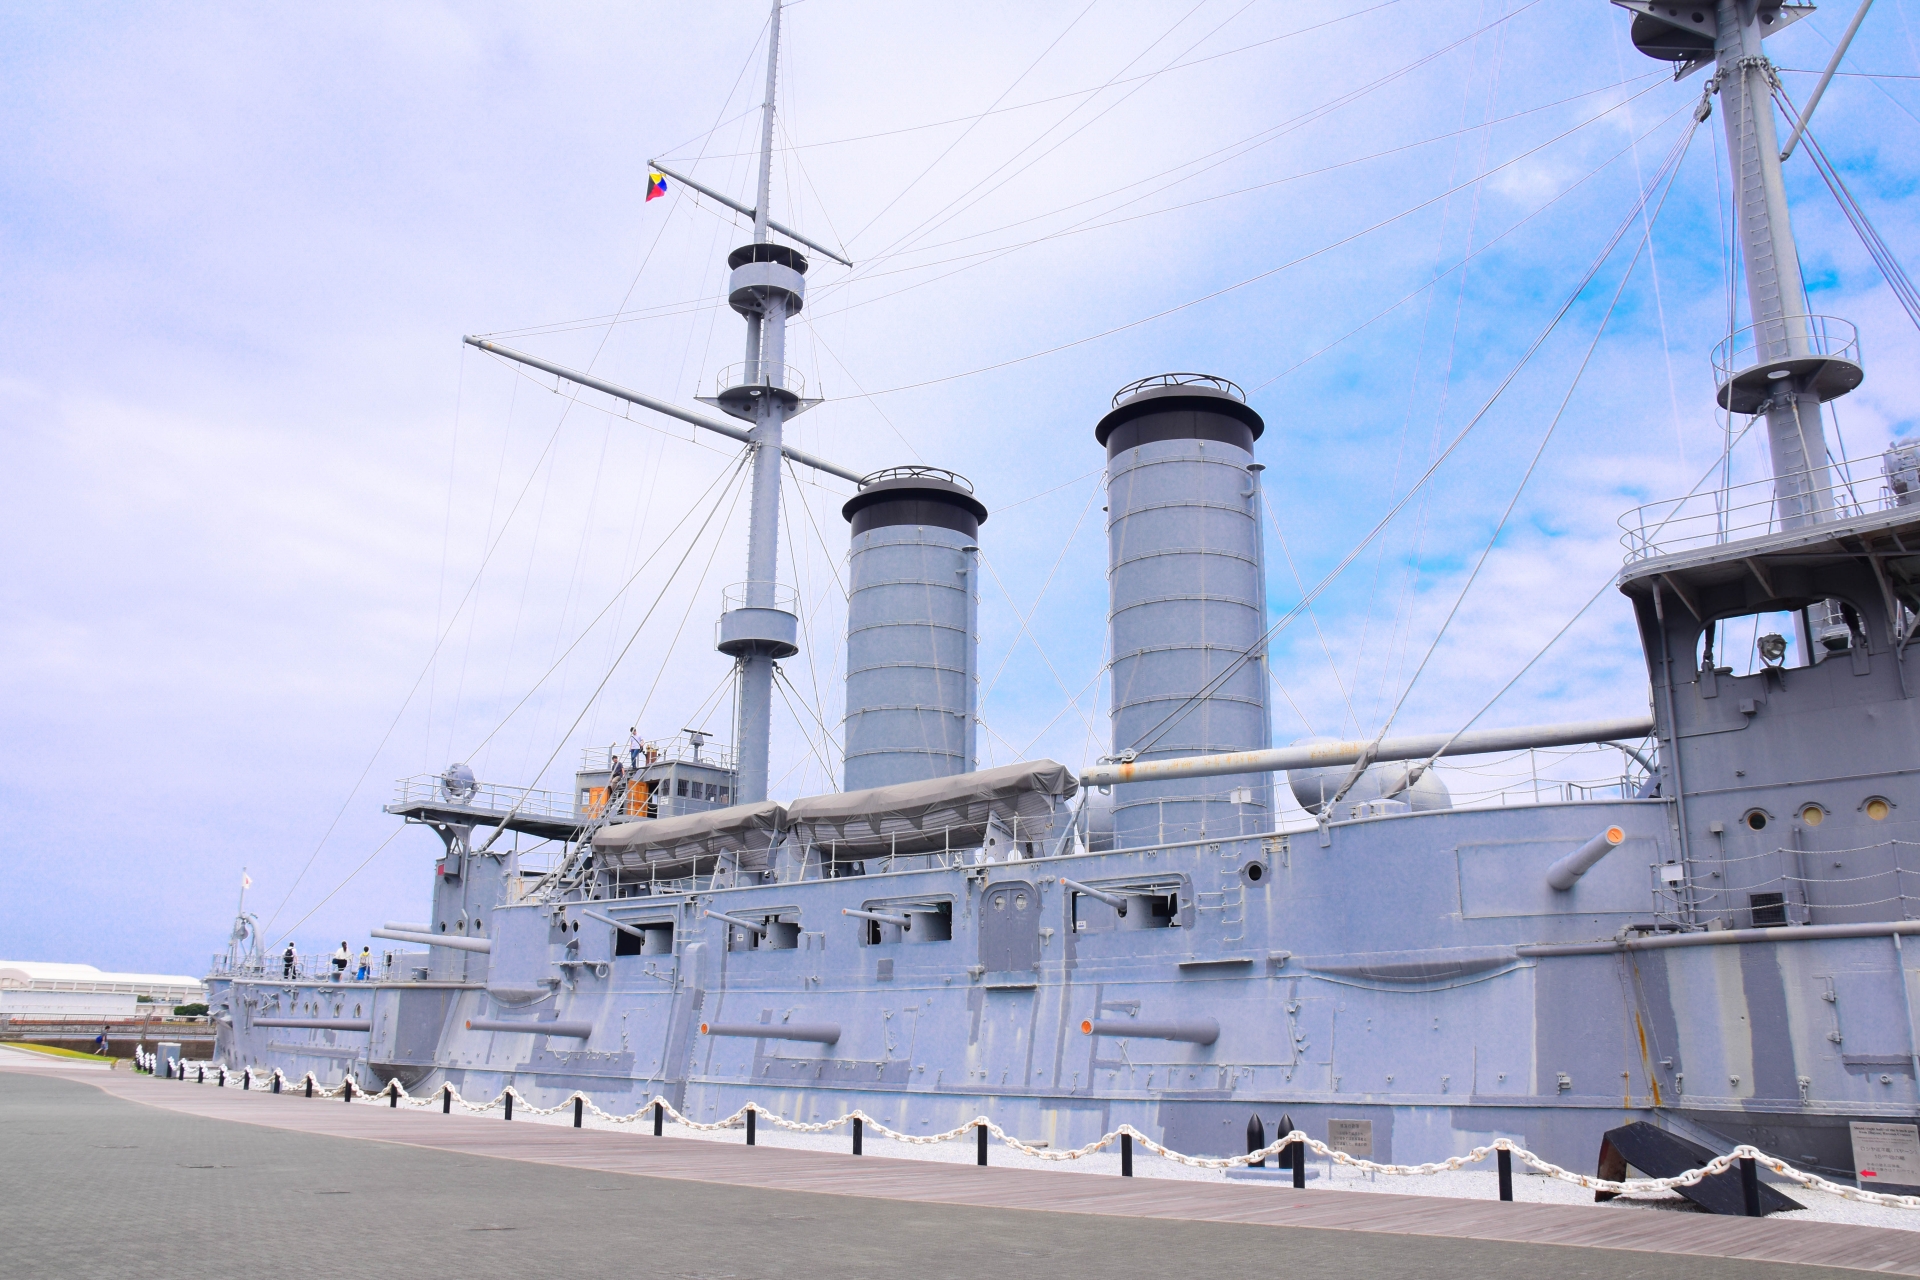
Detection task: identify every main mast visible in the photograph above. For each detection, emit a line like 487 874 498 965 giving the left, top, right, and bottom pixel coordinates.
1619 0 1863 534
719 0 802 804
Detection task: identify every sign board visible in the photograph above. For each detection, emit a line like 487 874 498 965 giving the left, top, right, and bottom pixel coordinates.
1851 1122 1920 1187
1327 1119 1373 1158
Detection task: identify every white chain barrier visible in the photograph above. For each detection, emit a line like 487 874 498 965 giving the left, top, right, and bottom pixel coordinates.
137 1054 1920 1210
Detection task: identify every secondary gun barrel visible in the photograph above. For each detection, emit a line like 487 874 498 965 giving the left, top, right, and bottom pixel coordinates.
371 927 491 953
1080 1017 1219 1046
252 1018 372 1032
1058 877 1129 915
701 1021 841 1045
704 910 769 936
842 907 912 928
1546 826 1627 891
466 1019 593 1039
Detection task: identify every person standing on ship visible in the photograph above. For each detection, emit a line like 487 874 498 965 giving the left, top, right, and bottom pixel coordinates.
628 727 642 769
355 946 372 981
331 942 349 983
282 944 296 979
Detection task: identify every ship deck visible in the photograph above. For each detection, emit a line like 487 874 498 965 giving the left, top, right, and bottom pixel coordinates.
5 1055 1917 1277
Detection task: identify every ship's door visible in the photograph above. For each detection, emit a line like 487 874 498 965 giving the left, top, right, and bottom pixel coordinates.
980 880 1040 974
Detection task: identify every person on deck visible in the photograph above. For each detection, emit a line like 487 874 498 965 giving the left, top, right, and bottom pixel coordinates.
331 942 349 983
629 727 642 769
355 946 372 982
282 944 296 979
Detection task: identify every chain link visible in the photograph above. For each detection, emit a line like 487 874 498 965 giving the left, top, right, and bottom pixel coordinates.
142 1056 1920 1209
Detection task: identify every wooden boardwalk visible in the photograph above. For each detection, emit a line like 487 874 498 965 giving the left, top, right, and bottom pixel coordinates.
38 1062 1920 1275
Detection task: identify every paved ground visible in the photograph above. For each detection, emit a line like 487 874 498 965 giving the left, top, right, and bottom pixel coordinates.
0 1068 1895 1280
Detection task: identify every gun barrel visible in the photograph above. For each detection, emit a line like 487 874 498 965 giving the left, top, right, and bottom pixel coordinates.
466 1019 594 1039
1546 826 1627 891
842 907 912 928
1081 1017 1219 1046
701 1021 841 1045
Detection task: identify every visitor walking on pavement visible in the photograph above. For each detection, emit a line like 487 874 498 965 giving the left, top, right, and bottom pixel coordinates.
355 946 372 982
332 942 349 982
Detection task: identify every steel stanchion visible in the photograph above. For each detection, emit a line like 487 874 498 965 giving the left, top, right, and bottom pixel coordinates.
443 1084 452 1114
977 1123 987 1166
747 1106 756 1146
1742 1156 1760 1216
1121 1132 1133 1177
1498 1147 1513 1202
653 1100 663 1136
574 1096 583 1128
853 1116 863 1155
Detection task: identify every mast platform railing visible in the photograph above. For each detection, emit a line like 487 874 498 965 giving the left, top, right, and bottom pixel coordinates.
1618 451 1900 563
387 775 579 824
715 362 807 398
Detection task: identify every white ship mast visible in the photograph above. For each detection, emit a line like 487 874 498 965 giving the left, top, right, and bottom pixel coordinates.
463 0 855 805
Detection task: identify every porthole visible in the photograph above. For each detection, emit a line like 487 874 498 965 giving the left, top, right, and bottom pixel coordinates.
1868 798 1892 821
1241 860 1267 885
1800 805 1826 827
1745 810 1769 831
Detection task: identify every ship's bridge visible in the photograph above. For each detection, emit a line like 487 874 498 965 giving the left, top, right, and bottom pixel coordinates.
1617 448 1920 646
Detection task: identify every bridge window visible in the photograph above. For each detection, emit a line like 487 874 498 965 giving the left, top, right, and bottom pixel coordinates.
1698 611 1810 675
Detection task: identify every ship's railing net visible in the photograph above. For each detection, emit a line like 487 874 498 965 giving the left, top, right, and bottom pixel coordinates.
133 1053 1920 1210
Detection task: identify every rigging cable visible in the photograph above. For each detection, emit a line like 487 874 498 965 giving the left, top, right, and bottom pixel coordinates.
466 446 753 858
1341 112 1699 801
1773 87 1920 332
833 75 1670 402
461 451 751 761
1117 97 1699 760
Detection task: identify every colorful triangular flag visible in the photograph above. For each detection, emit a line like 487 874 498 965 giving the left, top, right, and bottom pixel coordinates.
646 171 667 202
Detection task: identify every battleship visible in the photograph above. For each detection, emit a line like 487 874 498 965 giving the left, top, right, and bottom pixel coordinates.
205 0 1920 1182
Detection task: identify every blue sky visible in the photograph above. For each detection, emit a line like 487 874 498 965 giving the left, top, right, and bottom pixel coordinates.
4 0 1918 973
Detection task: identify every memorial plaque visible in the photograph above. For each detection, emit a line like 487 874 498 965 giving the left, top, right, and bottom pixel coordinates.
1327 1118 1373 1157
1851 1122 1920 1186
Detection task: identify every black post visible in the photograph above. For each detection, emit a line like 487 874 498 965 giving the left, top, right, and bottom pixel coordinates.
198 1065 205 1084
1498 1147 1513 1202
853 1116 863 1155
1248 1113 1266 1168
1121 1132 1133 1177
389 1082 399 1109
747 1106 757 1145
305 1075 312 1098
977 1123 988 1166
1292 1137 1306 1189
343 1078 353 1103
443 1084 452 1114
217 1068 224 1088
243 1070 250 1090
574 1096 584 1129
653 1100 663 1136
505 1091 514 1121
1741 1156 1760 1217
272 1074 281 1095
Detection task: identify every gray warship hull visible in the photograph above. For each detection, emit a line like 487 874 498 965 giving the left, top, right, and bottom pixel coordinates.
206 0 1920 1187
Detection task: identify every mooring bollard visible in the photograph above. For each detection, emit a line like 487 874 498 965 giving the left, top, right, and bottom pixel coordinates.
747 1106 756 1146
1741 1155 1760 1216
1247 1114 1266 1168
1121 1132 1133 1178
443 1084 452 1114
389 1082 399 1109
977 1122 988 1166
853 1116 863 1155
653 1100 664 1137
505 1091 514 1121
574 1096 584 1128
1498 1146 1513 1202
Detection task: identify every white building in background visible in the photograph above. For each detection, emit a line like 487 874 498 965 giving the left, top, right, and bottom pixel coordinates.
0 962 205 1018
